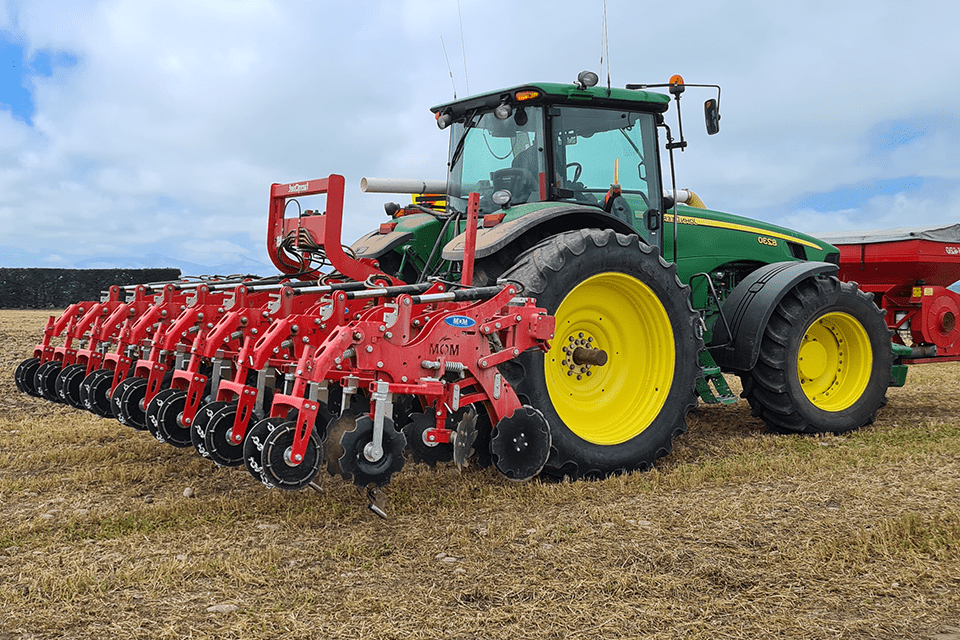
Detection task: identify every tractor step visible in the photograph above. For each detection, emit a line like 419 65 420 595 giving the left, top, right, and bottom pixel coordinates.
697 352 738 405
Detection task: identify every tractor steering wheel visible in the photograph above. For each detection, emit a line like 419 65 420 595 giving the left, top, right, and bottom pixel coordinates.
566 162 582 183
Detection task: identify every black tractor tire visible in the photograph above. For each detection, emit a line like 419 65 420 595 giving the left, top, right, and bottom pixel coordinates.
497 228 702 479
740 276 892 434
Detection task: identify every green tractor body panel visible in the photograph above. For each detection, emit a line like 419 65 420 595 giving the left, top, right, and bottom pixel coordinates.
659 204 839 341
664 204 837 278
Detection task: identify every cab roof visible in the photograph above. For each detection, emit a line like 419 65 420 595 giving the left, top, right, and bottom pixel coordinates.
430 82 671 121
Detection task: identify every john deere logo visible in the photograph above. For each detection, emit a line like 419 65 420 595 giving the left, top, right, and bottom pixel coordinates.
444 315 476 328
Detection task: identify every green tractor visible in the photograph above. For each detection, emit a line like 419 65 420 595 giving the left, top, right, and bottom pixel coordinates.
351 71 893 480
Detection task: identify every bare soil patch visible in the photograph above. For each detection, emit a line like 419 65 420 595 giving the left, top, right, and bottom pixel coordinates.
2 310 959 639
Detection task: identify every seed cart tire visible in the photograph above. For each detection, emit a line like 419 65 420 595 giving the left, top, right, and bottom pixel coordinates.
740 276 892 434
497 228 702 479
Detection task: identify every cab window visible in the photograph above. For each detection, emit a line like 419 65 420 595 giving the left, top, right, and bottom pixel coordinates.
551 106 660 213
447 108 546 214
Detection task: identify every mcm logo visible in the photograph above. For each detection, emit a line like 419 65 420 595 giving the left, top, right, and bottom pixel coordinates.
444 315 476 328
429 335 460 357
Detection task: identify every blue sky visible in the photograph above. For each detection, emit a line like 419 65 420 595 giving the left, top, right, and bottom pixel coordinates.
1 0 959 275
1 34 77 123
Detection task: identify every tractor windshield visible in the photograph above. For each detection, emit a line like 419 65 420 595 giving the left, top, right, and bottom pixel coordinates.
551 106 661 213
446 108 546 214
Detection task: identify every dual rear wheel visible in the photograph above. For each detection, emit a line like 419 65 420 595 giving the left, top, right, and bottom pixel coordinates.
496 229 891 480
740 276 892 434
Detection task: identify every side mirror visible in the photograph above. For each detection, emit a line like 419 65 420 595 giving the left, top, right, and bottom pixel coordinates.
704 98 720 135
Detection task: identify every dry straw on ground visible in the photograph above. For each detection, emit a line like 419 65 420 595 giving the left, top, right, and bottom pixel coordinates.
1 309 959 639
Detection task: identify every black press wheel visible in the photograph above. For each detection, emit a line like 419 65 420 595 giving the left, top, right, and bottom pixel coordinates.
82 369 116 417
497 228 703 480
150 389 194 448
192 400 231 459
145 388 176 440
113 377 147 429
260 421 324 490
740 276 892 434
56 364 88 409
337 414 406 488
34 361 63 402
15 357 42 397
243 417 288 484
204 403 263 467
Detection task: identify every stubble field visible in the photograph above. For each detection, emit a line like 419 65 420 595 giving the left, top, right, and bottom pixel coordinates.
1 309 959 639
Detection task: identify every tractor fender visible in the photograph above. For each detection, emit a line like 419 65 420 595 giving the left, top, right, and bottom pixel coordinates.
351 229 414 259
441 205 636 261
709 260 839 372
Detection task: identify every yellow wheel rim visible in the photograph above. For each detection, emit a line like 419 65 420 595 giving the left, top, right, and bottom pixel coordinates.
545 272 674 445
797 311 872 411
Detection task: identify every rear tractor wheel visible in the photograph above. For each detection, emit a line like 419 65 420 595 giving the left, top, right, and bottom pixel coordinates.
740 276 892 434
497 228 702 480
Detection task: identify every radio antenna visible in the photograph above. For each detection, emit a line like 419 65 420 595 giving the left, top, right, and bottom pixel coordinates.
601 0 611 95
458 0 470 95
440 36 457 99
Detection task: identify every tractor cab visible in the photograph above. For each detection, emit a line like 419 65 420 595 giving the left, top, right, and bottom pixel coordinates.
432 74 671 242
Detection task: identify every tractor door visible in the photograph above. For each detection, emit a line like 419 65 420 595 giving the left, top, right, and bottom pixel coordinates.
548 106 663 248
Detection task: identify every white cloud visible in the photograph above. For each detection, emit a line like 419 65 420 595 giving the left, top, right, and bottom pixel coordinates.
1 0 959 274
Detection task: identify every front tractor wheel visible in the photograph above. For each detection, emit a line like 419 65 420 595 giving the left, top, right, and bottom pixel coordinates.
498 228 702 480
740 276 892 434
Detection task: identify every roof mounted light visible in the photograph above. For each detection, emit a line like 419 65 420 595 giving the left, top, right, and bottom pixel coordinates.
494 99 512 121
436 110 453 130
575 70 599 90
669 74 685 96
